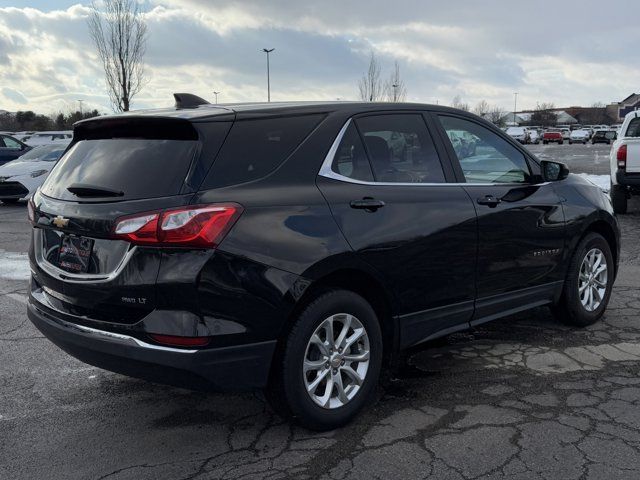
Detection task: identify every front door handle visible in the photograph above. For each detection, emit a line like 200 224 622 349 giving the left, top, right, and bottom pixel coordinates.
350 198 386 212
476 195 501 208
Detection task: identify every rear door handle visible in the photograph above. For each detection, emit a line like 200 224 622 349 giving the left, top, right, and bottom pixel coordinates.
476 195 501 208
350 198 386 211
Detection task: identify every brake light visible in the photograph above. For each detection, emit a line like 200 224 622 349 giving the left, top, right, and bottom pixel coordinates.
617 144 627 168
149 334 210 347
112 203 243 248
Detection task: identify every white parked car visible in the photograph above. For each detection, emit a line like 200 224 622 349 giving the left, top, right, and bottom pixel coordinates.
559 128 571 140
610 111 640 213
23 131 72 146
526 129 540 144
569 129 590 144
505 126 529 144
0 142 70 204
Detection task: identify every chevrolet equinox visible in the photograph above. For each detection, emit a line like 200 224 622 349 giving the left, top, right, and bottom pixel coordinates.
28 94 620 430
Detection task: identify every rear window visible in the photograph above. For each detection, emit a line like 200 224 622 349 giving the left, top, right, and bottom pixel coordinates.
40 139 198 201
626 118 640 137
204 114 324 188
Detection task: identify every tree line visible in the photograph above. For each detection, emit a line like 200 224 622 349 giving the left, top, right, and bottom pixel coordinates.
0 110 101 132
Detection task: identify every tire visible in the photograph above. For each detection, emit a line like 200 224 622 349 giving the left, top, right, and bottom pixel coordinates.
1 199 19 205
543 140 548 145
569 140 573 145
266 289 383 430
551 232 614 327
611 184 628 214
559 141 564 145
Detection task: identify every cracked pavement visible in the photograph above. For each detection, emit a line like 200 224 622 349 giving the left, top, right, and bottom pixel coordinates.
1 146 640 479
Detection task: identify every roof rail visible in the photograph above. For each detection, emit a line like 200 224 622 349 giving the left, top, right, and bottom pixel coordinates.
173 93 210 109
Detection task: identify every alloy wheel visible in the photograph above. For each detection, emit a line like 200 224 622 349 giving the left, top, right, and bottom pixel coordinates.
303 313 370 409
578 248 608 312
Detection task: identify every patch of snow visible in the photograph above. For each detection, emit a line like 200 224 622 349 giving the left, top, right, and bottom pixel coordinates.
0 250 30 281
575 173 610 193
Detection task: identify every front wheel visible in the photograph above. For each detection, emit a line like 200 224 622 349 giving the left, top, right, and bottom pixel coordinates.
611 184 628 214
267 290 383 430
559 141 564 145
551 233 614 327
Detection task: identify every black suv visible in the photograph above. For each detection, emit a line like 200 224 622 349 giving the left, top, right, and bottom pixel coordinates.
28 96 620 430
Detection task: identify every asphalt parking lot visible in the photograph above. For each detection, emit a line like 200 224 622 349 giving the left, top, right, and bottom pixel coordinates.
2 143 640 480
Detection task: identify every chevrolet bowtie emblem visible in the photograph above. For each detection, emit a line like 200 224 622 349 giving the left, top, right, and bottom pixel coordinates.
52 215 69 228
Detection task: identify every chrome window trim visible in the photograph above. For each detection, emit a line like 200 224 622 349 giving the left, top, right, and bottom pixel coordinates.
318 118 550 188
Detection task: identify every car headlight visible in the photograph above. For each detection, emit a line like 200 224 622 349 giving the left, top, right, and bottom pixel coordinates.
30 169 49 178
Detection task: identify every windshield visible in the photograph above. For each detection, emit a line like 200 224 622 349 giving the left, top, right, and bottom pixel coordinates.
18 144 68 162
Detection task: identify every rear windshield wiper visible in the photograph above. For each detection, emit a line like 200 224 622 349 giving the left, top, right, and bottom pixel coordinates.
67 183 124 197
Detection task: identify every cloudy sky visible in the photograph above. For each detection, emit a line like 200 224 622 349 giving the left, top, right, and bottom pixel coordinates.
1 0 639 115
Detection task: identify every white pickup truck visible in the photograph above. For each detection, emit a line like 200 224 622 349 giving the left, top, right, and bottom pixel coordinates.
610 110 640 213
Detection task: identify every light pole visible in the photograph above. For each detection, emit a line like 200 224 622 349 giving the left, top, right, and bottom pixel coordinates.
392 83 399 102
77 99 84 115
213 91 220 104
513 92 518 126
262 48 275 102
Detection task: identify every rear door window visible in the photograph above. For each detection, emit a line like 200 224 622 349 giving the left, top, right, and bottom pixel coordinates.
354 114 446 183
204 114 324 188
41 139 199 201
330 123 374 182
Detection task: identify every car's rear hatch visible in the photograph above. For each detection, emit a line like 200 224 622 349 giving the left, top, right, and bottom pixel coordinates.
30 114 233 324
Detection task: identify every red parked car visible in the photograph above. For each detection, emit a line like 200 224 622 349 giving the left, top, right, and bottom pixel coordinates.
543 130 564 145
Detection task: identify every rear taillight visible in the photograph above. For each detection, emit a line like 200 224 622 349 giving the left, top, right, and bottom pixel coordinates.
112 203 243 248
617 144 627 169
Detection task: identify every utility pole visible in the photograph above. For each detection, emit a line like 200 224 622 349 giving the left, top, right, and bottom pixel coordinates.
213 91 220 104
262 48 275 102
392 83 399 102
77 99 84 115
513 92 518 126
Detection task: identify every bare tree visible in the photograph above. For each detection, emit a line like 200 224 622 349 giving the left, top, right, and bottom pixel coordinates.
451 95 470 112
473 100 490 117
88 0 148 112
358 52 383 102
384 61 407 102
531 102 557 128
487 106 507 127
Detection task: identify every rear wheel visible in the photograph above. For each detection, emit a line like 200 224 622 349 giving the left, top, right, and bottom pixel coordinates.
267 290 383 430
543 140 548 145
0 199 19 205
559 140 564 145
551 233 613 327
611 184 628 214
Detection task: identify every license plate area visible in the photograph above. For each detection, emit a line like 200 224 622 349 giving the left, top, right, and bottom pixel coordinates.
57 234 95 274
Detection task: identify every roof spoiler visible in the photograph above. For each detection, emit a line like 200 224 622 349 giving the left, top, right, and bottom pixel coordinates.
173 93 210 109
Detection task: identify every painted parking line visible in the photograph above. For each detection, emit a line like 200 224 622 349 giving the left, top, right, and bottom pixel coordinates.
0 250 30 281
6 293 27 305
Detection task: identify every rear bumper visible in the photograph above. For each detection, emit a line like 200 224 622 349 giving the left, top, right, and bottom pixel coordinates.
28 297 277 391
616 170 640 187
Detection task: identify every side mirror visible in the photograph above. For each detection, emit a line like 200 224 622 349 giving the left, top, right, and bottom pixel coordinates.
541 160 569 182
